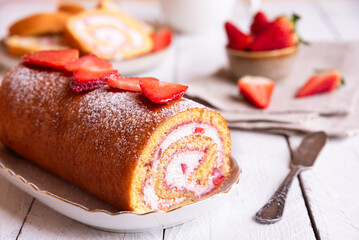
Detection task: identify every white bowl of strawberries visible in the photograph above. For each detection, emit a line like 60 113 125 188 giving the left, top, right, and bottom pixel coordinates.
225 11 303 81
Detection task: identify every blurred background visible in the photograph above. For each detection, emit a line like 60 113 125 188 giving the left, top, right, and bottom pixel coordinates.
0 0 358 41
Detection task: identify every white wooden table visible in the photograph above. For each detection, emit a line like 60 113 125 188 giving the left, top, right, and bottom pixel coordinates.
0 0 359 239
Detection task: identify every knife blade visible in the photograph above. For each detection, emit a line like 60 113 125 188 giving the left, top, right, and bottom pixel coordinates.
292 131 327 167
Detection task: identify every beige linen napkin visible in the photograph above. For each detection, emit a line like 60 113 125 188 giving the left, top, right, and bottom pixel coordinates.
186 42 359 137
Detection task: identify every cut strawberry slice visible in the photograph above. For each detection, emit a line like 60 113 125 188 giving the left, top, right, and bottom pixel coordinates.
152 28 172 52
250 11 270 36
295 70 343 98
108 75 157 92
238 76 275 109
74 69 118 83
70 77 109 93
65 54 113 72
140 78 188 104
22 49 79 69
225 22 252 51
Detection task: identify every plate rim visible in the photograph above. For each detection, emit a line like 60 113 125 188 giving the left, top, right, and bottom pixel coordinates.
0 39 172 69
0 148 241 217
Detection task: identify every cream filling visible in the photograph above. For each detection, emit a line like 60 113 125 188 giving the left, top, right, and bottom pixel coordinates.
73 15 146 59
142 123 224 210
166 151 205 188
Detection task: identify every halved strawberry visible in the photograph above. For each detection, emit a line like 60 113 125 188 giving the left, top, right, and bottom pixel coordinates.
65 54 113 72
70 77 109 93
295 70 343 98
22 49 79 69
74 69 118 83
250 11 270 36
152 28 172 52
249 15 299 51
140 79 188 104
108 75 158 92
225 22 252 51
238 76 275 109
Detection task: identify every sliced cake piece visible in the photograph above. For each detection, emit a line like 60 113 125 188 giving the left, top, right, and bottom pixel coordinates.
64 10 153 60
5 35 69 57
9 12 70 36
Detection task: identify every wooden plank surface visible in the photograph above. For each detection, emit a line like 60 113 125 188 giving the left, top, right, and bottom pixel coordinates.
288 135 359 240
248 1 336 41
165 131 316 240
317 0 359 41
0 0 358 239
0 175 33 240
287 1 359 239
17 200 163 240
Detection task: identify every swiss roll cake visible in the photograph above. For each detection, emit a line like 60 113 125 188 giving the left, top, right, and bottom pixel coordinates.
0 64 231 213
5 35 69 57
64 10 153 60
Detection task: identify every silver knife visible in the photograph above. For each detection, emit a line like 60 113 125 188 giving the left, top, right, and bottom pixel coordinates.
255 131 327 224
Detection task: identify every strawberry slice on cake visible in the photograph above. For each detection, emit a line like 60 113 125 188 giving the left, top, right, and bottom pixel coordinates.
22 49 79 69
140 78 188 104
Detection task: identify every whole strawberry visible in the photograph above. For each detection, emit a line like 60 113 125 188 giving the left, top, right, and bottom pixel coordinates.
225 21 252 51
250 14 300 51
250 11 270 36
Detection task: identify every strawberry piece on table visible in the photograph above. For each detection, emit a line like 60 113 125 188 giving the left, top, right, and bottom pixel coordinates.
249 15 299 51
238 76 275 109
152 28 172 52
22 49 79 69
108 75 158 92
65 54 113 72
140 78 188 104
225 22 252 51
295 70 343 98
73 69 118 83
250 11 270 36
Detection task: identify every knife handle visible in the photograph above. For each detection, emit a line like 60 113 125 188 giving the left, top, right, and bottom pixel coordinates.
255 166 300 224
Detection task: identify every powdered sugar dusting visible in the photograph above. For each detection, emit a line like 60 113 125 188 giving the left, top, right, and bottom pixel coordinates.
3 64 70 128
2 64 206 166
72 87 203 159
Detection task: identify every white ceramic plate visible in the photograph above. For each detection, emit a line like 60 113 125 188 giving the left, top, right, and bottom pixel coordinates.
0 42 172 76
0 143 241 233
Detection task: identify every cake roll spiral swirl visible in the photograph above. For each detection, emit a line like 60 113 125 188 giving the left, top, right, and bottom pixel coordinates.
64 10 153 60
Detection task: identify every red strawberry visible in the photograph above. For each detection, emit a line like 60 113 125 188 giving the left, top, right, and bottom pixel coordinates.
238 76 275 109
225 22 252 51
194 127 205 134
70 77 109 93
295 70 343 98
140 78 188 104
74 69 118 83
152 28 172 52
211 168 225 186
108 75 158 92
250 11 270 36
213 174 225 186
249 15 299 51
65 54 113 72
181 163 188 174
22 49 79 69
